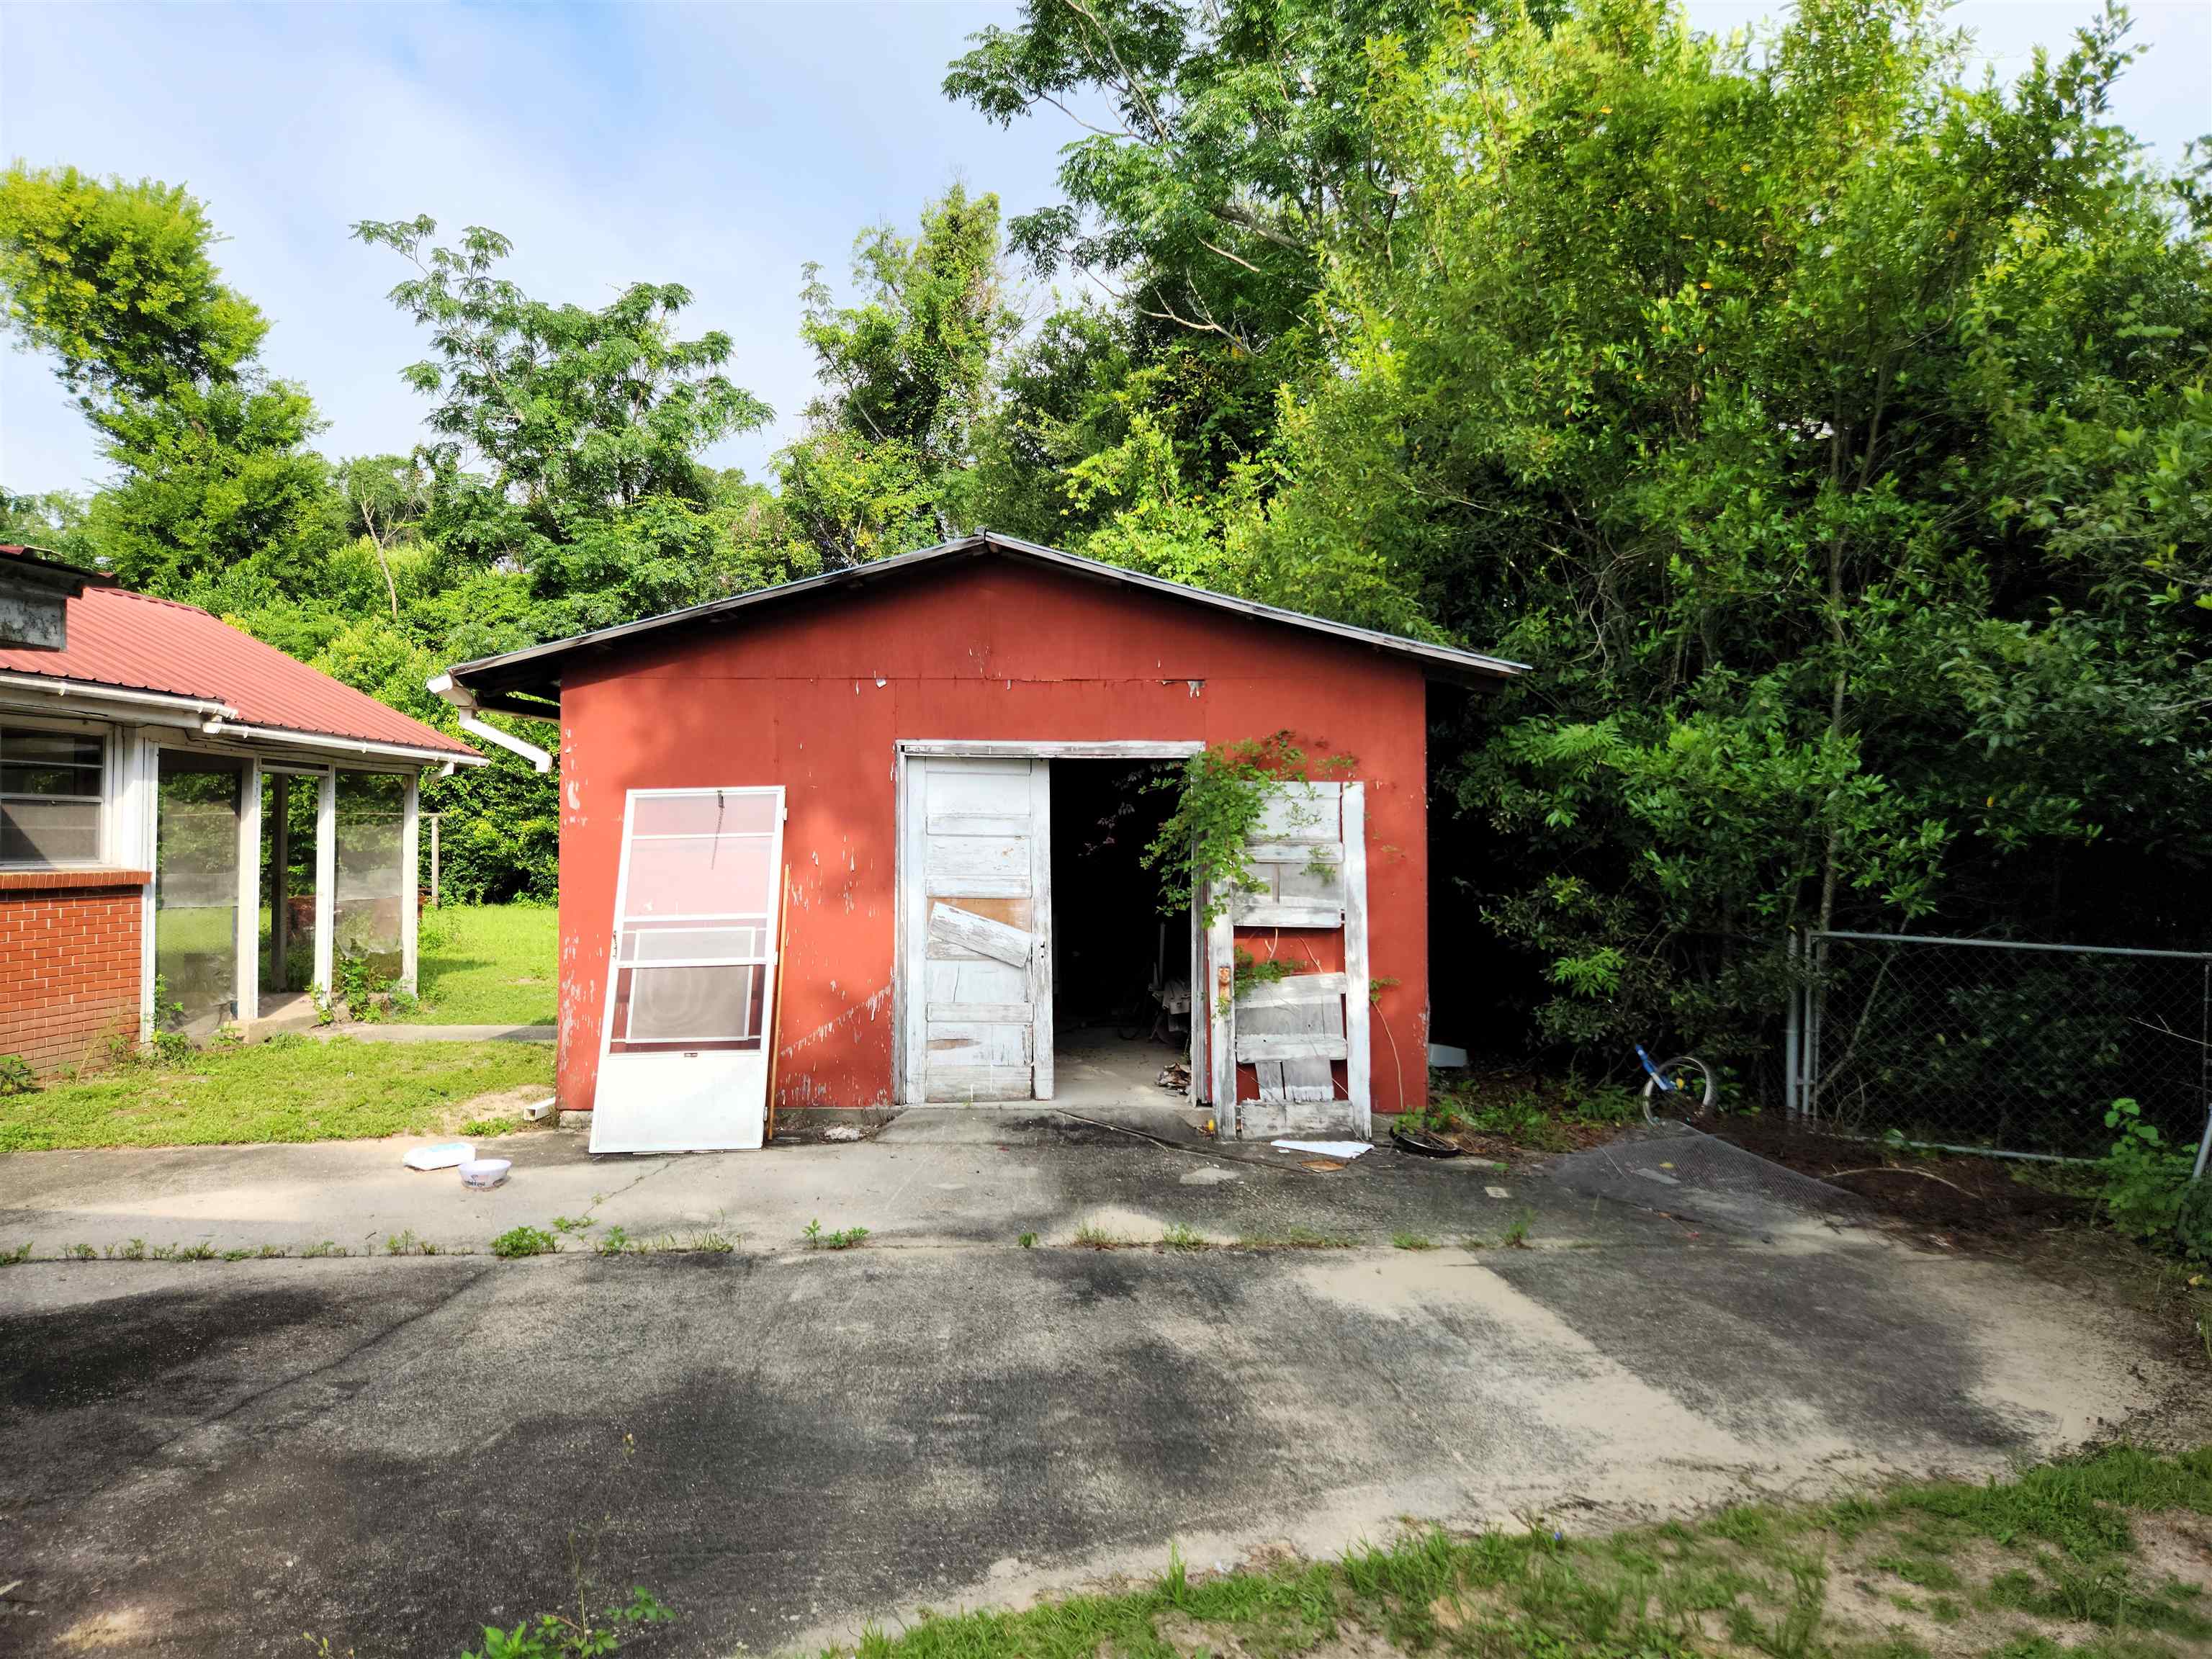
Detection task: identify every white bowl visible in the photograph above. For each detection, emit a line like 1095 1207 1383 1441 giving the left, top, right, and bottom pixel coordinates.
459 1157 512 1190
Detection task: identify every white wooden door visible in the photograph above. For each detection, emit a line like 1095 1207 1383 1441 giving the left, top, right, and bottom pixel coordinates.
902 756 1052 1102
1205 780 1369 1140
593 787 784 1153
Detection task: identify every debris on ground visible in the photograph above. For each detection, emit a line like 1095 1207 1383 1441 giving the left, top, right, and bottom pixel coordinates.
822 1125 863 1143
403 1142 473 1171
1272 1139 1370 1160
1156 1062 1190 1092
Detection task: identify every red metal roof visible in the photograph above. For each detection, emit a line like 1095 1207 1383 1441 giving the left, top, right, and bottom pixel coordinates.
0 547 477 757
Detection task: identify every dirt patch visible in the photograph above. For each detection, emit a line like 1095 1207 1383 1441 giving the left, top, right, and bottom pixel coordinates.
1692 1115 2092 1238
435 1084 553 1136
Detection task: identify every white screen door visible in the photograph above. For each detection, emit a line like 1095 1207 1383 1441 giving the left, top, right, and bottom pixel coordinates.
902 756 1052 1102
593 786 785 1153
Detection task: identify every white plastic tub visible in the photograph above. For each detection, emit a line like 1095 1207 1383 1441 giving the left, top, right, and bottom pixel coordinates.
459 1157 512 1190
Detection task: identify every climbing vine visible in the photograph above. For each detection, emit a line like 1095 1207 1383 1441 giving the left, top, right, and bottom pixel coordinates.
1141 731 1352 925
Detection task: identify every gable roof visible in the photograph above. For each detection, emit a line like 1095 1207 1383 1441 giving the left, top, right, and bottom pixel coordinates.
445 531 1527 714
0 547 480 760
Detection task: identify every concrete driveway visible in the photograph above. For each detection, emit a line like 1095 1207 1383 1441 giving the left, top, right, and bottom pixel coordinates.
0 1113 2197 1658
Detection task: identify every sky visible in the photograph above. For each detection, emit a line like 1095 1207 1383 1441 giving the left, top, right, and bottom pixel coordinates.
2 1 2207 500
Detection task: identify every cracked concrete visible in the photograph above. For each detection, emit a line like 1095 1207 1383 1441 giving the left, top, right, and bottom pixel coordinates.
0 1115 2198 1658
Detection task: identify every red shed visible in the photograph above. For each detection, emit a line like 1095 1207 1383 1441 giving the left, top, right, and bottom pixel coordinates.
443 534 1522 1151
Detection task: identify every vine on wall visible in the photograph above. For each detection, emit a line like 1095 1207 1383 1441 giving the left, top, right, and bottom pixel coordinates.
1140 730 1353 926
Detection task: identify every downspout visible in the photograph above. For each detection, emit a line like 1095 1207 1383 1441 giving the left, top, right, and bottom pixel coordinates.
426 673 552 774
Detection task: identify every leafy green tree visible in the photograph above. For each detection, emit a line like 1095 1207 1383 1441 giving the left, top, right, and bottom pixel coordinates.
1246 0 2212 1064
352 217 770 514
777 185 1019 565
86 378 339 595
0 487 94 561
0 164 267 403
0 166 343 597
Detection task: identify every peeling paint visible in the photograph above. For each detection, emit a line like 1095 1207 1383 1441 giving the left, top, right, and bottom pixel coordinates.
781 981 893 1058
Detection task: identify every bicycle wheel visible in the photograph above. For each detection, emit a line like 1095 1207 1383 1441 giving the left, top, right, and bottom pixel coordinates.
1641 1056 1717 1125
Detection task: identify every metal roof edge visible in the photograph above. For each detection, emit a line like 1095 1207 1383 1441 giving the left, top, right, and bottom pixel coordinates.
444 531 1530 697
0 665 480 761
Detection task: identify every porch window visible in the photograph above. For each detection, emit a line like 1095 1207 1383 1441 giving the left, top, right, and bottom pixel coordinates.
0 725 104 866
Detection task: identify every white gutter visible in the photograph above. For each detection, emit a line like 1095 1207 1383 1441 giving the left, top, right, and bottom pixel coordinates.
0 671 235 720
426 673 552 773
197 719 487 768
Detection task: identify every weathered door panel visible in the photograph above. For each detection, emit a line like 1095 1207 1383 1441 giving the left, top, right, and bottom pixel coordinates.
904 757 1052 1102
1208 781 1370 1141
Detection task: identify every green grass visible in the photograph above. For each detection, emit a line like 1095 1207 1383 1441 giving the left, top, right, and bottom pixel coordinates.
0 1035 553 1150
400 903 557 1025
811 1446 2212 1659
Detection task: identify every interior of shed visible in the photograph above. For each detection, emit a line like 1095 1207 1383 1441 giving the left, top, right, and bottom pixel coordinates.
1048 760 1189 1102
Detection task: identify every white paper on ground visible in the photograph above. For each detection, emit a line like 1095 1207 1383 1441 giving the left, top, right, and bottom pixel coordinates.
403 1142 474 1172
1271 1139 1370 1160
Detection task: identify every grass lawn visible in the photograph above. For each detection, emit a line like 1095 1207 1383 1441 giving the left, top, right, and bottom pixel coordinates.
0 1036 552 1151
404 902 557 1025
813 1444 2212 1659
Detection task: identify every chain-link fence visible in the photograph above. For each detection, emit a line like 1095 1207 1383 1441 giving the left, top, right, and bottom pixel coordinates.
1788 931 2212 1164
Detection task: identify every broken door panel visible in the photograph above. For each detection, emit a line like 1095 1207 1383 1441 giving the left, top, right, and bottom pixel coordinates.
1212 782 1370 1140
904 756 1051 1102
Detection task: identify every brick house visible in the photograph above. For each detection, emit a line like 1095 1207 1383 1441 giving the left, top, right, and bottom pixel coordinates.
0 547 481 1076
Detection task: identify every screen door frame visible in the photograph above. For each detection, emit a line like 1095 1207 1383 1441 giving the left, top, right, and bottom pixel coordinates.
592 784 786 1154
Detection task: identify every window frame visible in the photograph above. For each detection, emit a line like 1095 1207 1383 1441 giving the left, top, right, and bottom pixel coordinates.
0 714 113 871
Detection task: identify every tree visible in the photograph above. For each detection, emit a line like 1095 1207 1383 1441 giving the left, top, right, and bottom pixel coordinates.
0 164 266 404
0 166 343 600
1242 0 2212 1064
776 185 1020 565
352 217 770 517
339 454 432 619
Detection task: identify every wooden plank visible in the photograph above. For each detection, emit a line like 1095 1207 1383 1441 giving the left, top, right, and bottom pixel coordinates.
927 813 1029 837
1233 900 1344 929
1277 860 1346 906
1253 783 1342 842
953 958 1025 1002
1236 971 1349 1008
1236 1033 1349 1062
1240 999 1292 1102
1342 781 1371 1136
1207 904 1236 1135
927 1022 1032 1065
926 834 1030 897
899 740 1205 759
927 762 1034 818
927 1001 1030 1024
1246 842 1343 866
1028 758 1053 1100
899 755 927 1103
929 901 1032 968
1187 884 1202 1111
1282 993 1334 1102
925 1064 1035 1101
1239 1097 1361 1139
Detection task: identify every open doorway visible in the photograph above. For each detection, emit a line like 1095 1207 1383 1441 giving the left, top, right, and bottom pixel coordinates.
1048 760 1188 1105
257 770 320 1027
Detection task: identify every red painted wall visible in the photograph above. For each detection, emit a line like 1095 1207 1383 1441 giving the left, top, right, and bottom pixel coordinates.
556 557 1432 1116
0 872 146 1078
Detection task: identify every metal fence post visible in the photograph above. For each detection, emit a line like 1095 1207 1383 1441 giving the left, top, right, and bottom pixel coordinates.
2195 961 2211 1182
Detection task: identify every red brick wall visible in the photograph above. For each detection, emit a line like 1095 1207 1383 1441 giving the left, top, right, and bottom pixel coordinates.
0 871 147 1079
